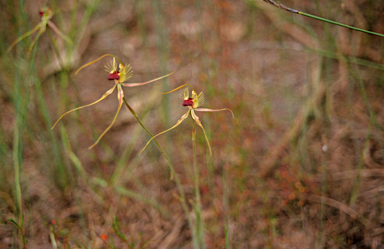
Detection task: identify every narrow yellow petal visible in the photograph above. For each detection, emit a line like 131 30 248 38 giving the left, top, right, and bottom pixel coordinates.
6 23 43 53
139 111 190 155
51 85 116 129
122 71 174 87
191 110 212 156
161 83 195 95
75 54 123 75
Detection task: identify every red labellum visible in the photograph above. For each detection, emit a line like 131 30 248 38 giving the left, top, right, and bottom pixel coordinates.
183 98 194 106
39 11 44 17
108 72 120 81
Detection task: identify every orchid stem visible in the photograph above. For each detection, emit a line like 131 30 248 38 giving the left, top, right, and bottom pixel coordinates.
122 97 193 231
192 122 201 205
192 120 205 248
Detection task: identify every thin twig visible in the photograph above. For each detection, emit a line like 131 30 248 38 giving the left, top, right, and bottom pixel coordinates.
262 0 384 38
262 0 298 13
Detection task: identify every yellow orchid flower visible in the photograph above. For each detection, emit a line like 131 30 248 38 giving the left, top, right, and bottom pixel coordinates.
140 85 234 156
52 54 174 149
6 6 71 54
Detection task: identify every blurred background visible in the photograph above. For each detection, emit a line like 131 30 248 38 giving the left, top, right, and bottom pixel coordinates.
1 0 384 248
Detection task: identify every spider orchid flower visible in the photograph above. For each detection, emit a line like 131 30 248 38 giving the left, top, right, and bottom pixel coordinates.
6 6 71 54
140 85 234 156
52 54 174 149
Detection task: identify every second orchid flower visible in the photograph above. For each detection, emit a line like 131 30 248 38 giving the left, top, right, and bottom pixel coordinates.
140 85 234 156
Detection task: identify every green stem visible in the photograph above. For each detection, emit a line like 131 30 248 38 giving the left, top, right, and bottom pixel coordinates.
122 97 193 230
192 120 204 248
192 122 201 207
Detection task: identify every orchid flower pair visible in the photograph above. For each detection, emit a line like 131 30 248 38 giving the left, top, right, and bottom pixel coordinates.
6 6 71 54
140 84 234 156
51 54 173 149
